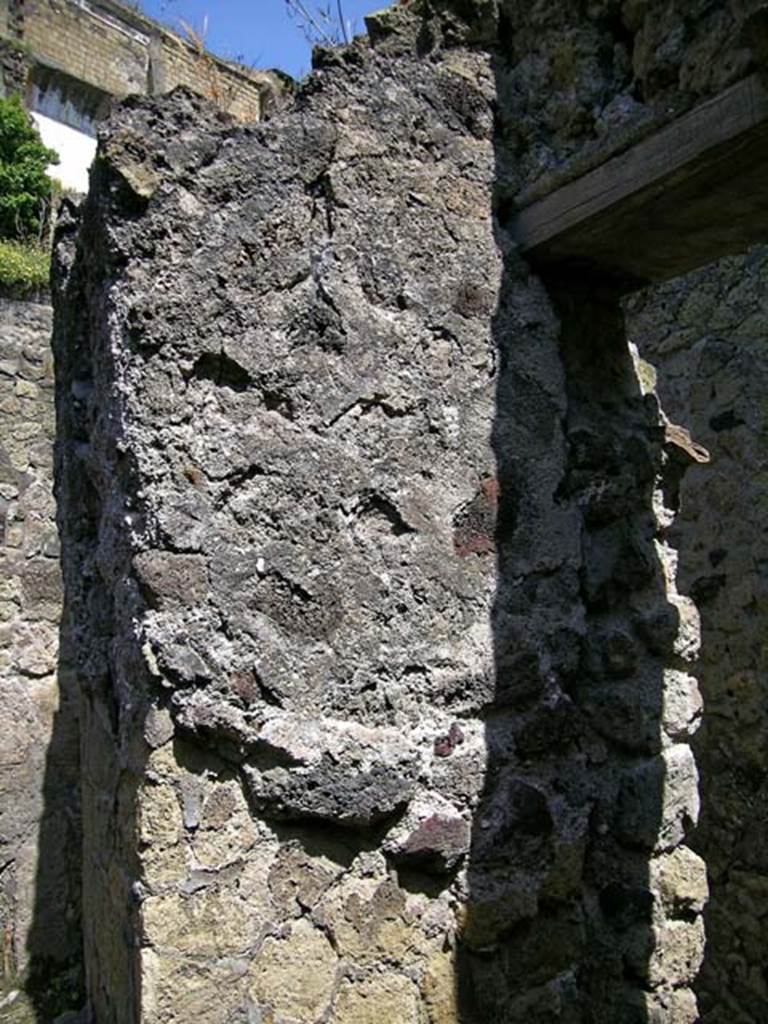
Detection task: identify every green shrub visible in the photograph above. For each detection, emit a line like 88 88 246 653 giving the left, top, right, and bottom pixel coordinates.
0 94 58 240
0 238 51 295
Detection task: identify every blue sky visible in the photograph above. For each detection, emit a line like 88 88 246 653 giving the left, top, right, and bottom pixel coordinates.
138 0 384 79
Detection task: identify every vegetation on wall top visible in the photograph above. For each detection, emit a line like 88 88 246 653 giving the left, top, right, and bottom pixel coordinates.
0 94 57 296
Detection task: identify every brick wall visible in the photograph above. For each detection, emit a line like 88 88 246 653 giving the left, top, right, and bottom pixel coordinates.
160 43 263 123
1 0 274 122
21 0 150 97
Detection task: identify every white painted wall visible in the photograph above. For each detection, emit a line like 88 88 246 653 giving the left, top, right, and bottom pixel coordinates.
31 112 97 194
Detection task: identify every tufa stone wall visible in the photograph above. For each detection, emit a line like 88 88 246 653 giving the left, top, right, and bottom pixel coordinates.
0 35 26 97
49 0 761 1013
0 299 82 1011
363 0 766 208
23 0 765 1021
627 246 768 1024
0 0 280 1008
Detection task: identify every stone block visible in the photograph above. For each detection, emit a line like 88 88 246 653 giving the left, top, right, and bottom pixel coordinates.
242 713 420 829
133 550 209 610
421 949 459 1024
142 888 253 957
138 782 183 849
645 917 706 989
248 918 338 1022
615 745 699 851
662 670 702 740
20 556 63 618
333 974 420 1023
649 845 708 916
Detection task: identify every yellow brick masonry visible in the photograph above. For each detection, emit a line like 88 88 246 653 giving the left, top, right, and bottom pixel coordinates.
4 0 271 121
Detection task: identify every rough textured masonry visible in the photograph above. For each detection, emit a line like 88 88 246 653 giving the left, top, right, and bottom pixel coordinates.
39 0 767 1022
0 300 81 1005
627 248 768 1024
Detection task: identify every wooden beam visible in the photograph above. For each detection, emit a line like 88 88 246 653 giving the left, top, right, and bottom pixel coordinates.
513 73 768 291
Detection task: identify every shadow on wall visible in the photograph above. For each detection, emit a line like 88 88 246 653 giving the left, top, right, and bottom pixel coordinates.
21 219 89 1023
25 619 84 1021
625 251 768 1024
454 51 705 1022
0 297 83 1021
27 196 149 1023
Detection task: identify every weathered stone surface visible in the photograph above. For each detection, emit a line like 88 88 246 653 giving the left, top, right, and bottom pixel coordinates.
0 298 81 1014
138 781 183 849
141 949 254 1024
314 867 444 968
46 1 746 1019
643 986 700 1024
243 713 420 828
645 917 706 989
133 551 209 610
142 888 254 957
627 242 768 1021
616 744 700 851
650 845 709 917
393 811 471 873
174 694 423 827
662 669 703 741
143 705 175 749
332 973 420 1024
54 55 508 1018
421 948 459 1024
248 918 338 1021
489 0 764 208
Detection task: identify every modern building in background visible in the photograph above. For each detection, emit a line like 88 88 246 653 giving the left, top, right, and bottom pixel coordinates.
0 0 277 191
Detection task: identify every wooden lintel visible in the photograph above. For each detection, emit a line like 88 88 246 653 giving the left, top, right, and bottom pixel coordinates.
513 73 768 292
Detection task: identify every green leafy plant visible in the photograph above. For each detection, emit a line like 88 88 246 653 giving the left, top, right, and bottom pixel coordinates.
0 94 58 241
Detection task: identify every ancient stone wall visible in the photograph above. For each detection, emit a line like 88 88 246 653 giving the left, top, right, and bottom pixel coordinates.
439 0 765 207
627 246 768 1024
0 298 82 1013
49 0 763 1017
25 1 768 1021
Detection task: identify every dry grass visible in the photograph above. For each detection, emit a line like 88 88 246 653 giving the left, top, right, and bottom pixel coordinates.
174 18 237 113
0 240 50 297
